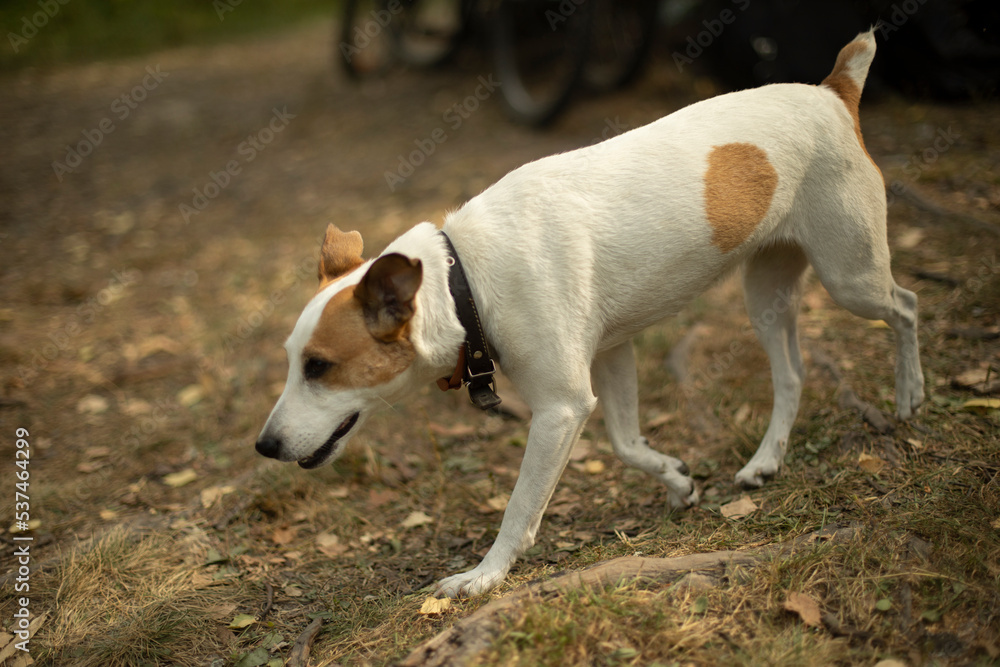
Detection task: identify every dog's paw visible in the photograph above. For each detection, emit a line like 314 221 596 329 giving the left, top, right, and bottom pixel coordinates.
734 458 780 489
666 477 699 510
895 380 925 421
435 565 506 598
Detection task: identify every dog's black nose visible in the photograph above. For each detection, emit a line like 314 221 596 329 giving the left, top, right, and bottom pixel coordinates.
255 436 282 459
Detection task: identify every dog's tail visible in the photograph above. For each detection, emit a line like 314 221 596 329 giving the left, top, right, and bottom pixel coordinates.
821 29 876 111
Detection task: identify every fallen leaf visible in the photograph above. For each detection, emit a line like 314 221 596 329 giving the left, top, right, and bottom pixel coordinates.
121 399 152 416
906 437 924 450
720 495 758 519
328 486 350 499
868 320 891 329
207 603 238 620
961 398 1000 412
84 446 111 458
315 532 348 557
271 526 297 545
99 509 117 521
177 384 204 407
77 394 109 414
228 613 256 630
419 597 452 615
875 598 892 612
368 488 399 507
874 660 908 667
953 367 992 388
484 494 509 513
9 519 41 533
76 460 108 474
427 422 476 438
283 585 305 597
645 412 674 429
858 453 886 474
733 402 752 426
691 596 709 614
163 468 198 487
201 485 235 509
784 592 822 627
991 517 1000 530
583 460 606 475
895 227 925 249
400 511 434 529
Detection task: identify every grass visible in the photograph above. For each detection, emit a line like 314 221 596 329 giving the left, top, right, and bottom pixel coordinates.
0 0 334 70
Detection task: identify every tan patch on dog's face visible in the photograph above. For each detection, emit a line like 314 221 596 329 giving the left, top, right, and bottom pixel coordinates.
703 143 779 253
302 288 415 389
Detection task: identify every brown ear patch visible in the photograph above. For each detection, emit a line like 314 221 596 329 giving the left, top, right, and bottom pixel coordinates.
303 288 416 390
318 224 365 289
703 143 779 253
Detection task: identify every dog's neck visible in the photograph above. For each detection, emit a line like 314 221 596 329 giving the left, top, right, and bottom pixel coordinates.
381 223 468 383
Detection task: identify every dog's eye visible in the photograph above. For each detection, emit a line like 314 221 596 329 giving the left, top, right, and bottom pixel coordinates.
303 357 333 380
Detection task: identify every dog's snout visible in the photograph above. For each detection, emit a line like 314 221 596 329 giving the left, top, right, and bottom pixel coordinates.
255 435 282 459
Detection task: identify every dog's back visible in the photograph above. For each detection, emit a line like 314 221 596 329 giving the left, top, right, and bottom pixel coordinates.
445 31 882 351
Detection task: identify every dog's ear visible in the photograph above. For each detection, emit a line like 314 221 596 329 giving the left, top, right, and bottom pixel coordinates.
319 224 365 285
354 254 422 342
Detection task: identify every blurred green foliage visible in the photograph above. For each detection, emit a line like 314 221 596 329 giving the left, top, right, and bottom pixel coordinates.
1 0 335 70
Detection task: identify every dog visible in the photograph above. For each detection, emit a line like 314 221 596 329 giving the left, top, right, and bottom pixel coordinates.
255 29 923 597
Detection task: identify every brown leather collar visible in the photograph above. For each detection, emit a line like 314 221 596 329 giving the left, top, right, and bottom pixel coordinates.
435 232 502 410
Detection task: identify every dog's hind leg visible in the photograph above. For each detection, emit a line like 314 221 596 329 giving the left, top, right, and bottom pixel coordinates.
735 242 809 488
592 341 699 508
804 210 924 421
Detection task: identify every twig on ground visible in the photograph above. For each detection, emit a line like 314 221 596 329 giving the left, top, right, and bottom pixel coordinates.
399 524 858 667
287 617 324 667
260 582 274 621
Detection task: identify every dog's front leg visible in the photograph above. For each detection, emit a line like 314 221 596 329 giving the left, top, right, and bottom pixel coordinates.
435 396 596 598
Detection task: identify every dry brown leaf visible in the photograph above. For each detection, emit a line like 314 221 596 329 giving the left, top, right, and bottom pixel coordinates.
84 446 111 458
401 511 434 529
315 532 348 557
176 384 204 407
419 597 452 615
76 460 108 474
582 460 606 475
271 526 298 545
961 398 1000 411
733 402 753 426
76 394 109 414
163 468 198 487
784 591 823 627
328 486 351 499
200 485 235 509
721 495 758 519
99 509 117 521
858 453 886 474
427 422 476 438
484 494 509 513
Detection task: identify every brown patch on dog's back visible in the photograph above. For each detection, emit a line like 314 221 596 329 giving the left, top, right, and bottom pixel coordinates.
303 288 415 389
703 143 778 253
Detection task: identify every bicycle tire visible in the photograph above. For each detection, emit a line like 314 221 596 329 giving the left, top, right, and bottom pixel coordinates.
492 0 593 126
583 0 658 92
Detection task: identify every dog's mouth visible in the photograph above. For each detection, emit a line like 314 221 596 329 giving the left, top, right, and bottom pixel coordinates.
297 412 360 470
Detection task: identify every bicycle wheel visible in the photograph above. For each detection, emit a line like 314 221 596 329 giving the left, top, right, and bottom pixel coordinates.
492 0 593 126
583 0 658 92
338 0 465 79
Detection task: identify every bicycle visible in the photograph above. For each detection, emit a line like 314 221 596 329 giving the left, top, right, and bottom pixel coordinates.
336 0 657 126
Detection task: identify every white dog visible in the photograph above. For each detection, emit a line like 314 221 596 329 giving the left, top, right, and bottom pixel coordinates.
256 29 923 597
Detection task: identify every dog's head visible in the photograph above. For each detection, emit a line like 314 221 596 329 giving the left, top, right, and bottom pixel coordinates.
255 224 423 469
